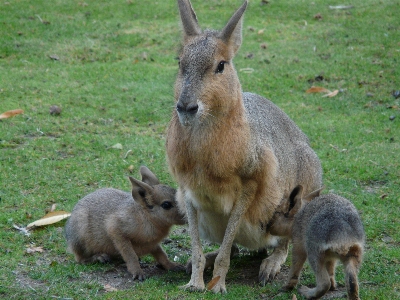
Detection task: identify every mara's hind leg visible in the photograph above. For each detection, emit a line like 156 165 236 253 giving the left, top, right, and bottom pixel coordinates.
326 259 338 290
298 253 331 299
69 241 111 264
344 246 363 300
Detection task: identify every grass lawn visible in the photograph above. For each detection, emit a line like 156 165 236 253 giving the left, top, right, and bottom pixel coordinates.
1 0 399 299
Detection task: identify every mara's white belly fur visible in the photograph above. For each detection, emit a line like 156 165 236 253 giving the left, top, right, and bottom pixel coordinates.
181 189 279 250
197 210 278 250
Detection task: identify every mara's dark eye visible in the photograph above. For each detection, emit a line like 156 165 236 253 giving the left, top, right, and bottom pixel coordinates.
216 61 226 74
161 201 173 210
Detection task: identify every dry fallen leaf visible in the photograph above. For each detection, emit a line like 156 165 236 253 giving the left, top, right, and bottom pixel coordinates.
306 86 329 94
27 211 71 229
322 89 339 98
49 54 60 61
110 143 123 150
329 5 354 10
292 294 298 300
0 109 24 119
206 276 221 291
26 246 44 254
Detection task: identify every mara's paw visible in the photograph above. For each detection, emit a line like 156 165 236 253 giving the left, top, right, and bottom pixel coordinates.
129 269 146 281
179 280 206 292
258 257 282 285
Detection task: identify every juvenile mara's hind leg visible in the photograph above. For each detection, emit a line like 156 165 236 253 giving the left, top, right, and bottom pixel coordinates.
326 259 338 290
343 251 362 300
298 253 331 299
259 237 289 285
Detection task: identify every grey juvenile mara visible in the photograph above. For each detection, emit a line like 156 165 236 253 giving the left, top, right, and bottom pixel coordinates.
65 166 186 280
270 186 365 300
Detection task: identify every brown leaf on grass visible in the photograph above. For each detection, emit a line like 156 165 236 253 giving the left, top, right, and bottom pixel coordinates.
27 211 71 229
103 284 118 292
206 276 221 291
292 294 298 300
306 86 329 94
0 109 24 119
322 90 339 98
26 246 44 254
314 13 322 20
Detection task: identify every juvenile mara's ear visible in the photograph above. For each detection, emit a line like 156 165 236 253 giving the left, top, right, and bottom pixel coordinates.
303 186 324 202
219 1 248 55
129 176 154 208
139 166 160 186
287 185 304 216
178 0 201 39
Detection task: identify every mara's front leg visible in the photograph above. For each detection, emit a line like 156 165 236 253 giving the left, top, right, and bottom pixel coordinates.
180 198 206 292
209 184 255 294
259 237 289 285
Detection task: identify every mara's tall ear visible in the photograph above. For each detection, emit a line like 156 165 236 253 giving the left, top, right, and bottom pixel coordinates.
219 1 248 55
139 166 160 186
287 185 304 216
178 0 201 38
303 186 324 202
129 176 154 208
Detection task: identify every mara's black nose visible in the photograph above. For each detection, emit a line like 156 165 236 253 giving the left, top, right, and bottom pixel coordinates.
176 103 198 114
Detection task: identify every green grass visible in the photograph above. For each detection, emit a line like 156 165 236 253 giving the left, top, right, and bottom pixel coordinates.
1 0 399 299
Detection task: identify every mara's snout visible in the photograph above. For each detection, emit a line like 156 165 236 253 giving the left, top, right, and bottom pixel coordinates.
176 100 201 126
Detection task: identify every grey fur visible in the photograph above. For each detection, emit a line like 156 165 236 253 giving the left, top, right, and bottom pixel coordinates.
272 188 365 300
64 166 186 281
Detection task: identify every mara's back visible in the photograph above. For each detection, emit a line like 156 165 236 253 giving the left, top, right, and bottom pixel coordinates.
295 194 365 252
243 92 321 194
65 188 133 246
